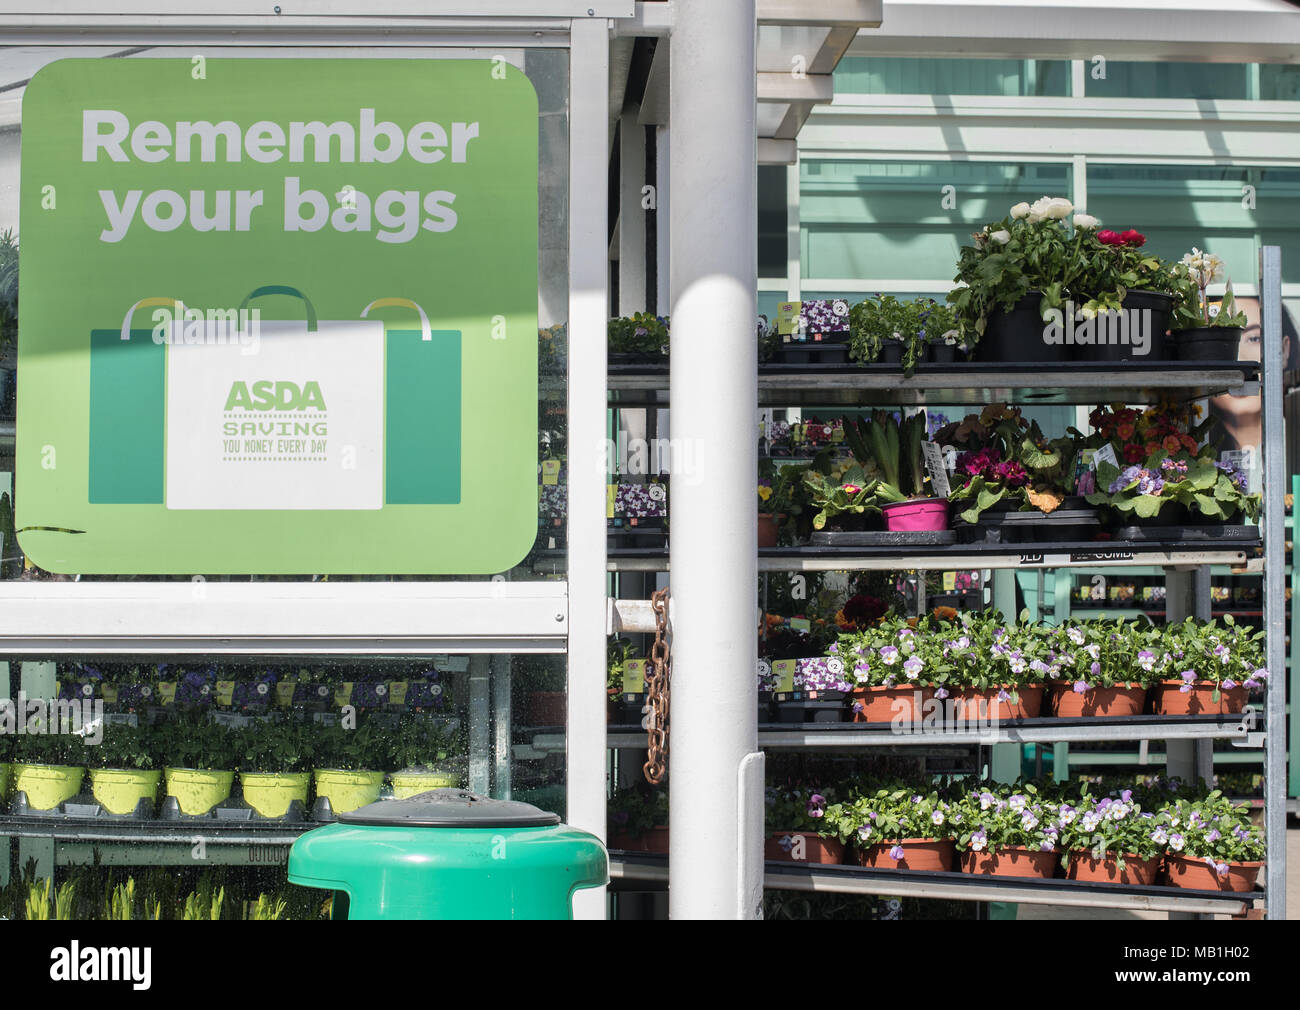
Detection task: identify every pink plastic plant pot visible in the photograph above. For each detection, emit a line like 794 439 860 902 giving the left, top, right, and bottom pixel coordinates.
881 497 949 532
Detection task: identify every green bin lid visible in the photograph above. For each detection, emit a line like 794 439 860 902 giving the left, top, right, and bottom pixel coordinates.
338 788 562 828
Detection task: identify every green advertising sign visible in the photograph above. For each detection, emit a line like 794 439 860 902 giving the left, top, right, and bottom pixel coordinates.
18 58 539 574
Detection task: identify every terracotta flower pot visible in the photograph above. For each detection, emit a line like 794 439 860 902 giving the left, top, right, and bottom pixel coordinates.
608 824 669 854
850 685 933 723
757 513 784 548
1150 680 1250 716
959 846 1058 879
1066 851 1161 885
1049 682 1146 717
858 837 955 871
1164 854 1262 892
764 831 846 864
951 685 1044 721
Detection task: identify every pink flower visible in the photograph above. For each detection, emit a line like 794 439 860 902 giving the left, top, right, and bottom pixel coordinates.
1097 230 1123 246
1120 229 1146 247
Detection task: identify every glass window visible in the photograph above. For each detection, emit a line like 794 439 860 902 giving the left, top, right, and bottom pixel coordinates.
834 57 1070 98
800 160 1071 283
1085 61 1253 100
758 165 788 279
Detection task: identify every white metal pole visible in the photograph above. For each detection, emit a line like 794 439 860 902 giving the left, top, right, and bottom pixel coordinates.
567 15 611 922
669 0 762 919
1260 245 1287 921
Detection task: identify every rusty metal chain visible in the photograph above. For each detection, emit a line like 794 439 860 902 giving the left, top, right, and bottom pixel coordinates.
643 587 671 784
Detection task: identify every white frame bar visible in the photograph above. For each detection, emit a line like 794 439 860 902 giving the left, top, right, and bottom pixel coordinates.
565 14 611 920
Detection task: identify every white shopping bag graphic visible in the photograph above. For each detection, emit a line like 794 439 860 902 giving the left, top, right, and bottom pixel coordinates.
164 313 384 511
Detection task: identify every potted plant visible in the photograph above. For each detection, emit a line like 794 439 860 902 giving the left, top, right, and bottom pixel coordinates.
849 410 947 532
953 784 1060 879
607 312 669 365
1149 616 1267 716
1059 791 1167 885
388 717 462 798
11 719 87 812
236 719 313 819
1168 249 1248 360
849 296 960 373
773 653 852 723
1045 620 1151 716
161 717 237 817
949 198 1175 362
825 785 956 871
941 612 1047 721
608 785 669 853
607 637 643 724
939 406 1088 540
764 787 844 864
312 721 390 817
834 617 937 723
1160 794 1265 892
803 462 882 537
86 721 161 817
1088 449 1260 529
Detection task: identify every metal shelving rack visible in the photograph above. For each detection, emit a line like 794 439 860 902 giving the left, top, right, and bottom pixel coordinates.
604 248 1289 918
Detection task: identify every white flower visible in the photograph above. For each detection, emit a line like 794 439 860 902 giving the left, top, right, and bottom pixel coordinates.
1010 202 1031 220
1029 195 1073 222
1073 213 1100 230
1079 304 1097 321
990 229 1011 245
931 811 945 826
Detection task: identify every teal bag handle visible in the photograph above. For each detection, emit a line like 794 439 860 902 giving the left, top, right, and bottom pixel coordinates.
239 285 318 331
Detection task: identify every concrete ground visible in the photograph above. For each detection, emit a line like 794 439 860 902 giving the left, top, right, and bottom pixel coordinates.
1014 824 1298 920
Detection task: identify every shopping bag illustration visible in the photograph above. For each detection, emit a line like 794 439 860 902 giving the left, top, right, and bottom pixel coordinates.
88 287 460 510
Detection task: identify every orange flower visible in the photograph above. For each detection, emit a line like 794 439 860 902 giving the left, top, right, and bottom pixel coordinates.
906 616 919 629
1116 422 1136 440
932 605 958 620
1163 435 1181 453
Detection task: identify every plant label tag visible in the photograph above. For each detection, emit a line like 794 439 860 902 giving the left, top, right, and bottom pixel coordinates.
541 459 561 486
772 659 797 693
623 658 647 694
389 681 409 706
777 301 802 336
215 681 236 707
275 681 296 707
211 711 255 729
942 445 957 473
157 682 176 705
334 682 354 706
942 572 956 592
1092 444 1118 471
101 685 118 705
922 441 951 498
606 484 617 519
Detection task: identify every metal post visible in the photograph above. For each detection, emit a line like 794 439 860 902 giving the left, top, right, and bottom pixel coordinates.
669 0 761 919
1164 567 1209 787
490 653 512 799
567 15 611 922
1260 245 1287 920
467 654 491 795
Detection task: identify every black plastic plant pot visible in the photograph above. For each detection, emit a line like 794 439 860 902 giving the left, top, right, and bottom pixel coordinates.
926 343 960 364
1115 500 1190 528
976 291 1070 364
772 344 850 366
879 342 904 364
774 691 845 723
1172 326 1243 362
608 350 667 366
1073 291 1171 363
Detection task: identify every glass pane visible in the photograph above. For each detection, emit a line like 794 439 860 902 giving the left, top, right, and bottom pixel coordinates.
800 160 1071 282
1085 61 1252 100
835 57 1070 97
0 46 568 582
758 165 787 279
0 649 562 918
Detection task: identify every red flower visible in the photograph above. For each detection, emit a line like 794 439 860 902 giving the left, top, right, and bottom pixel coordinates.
1123 443 1145 464
1097 230 1123 246
1120 229 1146 247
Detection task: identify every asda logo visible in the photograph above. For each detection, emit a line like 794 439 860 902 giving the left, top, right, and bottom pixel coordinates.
224 380 326 411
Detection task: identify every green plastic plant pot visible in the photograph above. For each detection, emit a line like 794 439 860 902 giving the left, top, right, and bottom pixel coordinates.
13 763 85 811
389 770 460 799
242 771 311 818
90 768 161 815
288 789 608 920
165 767 235 816
314 769 385 814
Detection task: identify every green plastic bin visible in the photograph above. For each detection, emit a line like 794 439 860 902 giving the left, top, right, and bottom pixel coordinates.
288 789 608 920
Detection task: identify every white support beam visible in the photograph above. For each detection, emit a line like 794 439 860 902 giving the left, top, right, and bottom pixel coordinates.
759 137 798 164
846 0 1300 62
757 71 834 103
567 15 611 921
670 0 762 920
619 102 648 313
758 0 882 27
